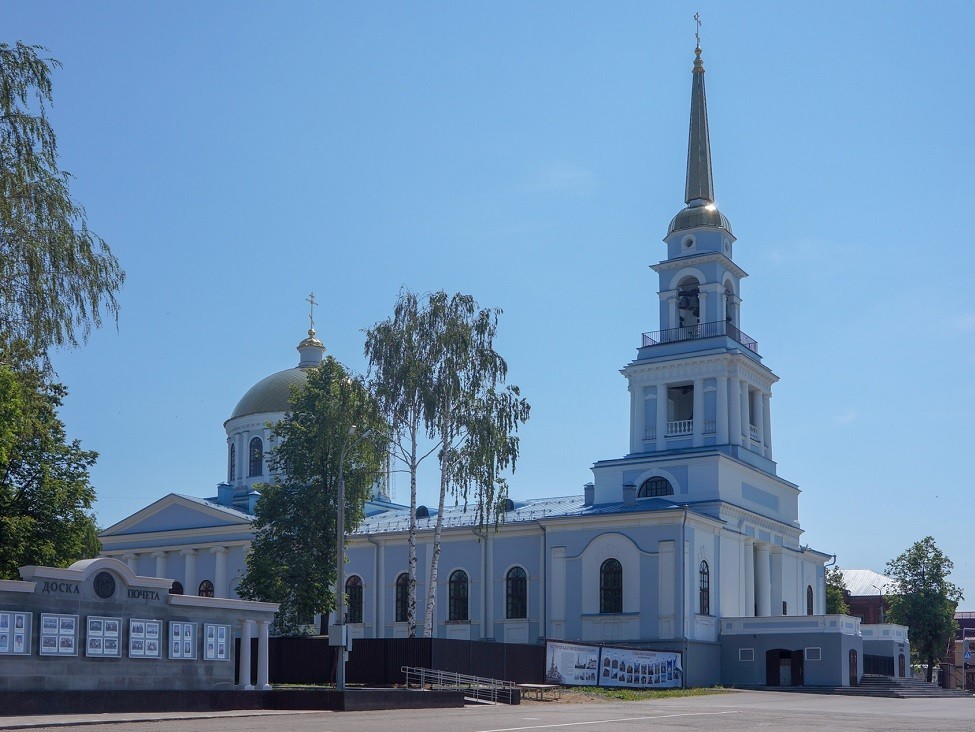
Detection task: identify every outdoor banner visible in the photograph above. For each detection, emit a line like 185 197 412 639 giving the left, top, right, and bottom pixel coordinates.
598 646 682 689
545 640 600 685
545 640 683 688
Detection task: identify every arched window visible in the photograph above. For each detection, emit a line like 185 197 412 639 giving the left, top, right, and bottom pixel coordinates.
599 559 623 614
807 585 814 616
228 444 236 482
198 579 214 598
639 476 674 498
677 277 700 328
346 576 363 624
725 284 737 329
170 581 183 595
395 573 409 623
506 567 527 619
699 561 711 615
448 570 469 621
248 437 263 477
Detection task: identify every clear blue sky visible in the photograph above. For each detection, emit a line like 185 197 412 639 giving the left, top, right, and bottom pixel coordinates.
7 2 975 606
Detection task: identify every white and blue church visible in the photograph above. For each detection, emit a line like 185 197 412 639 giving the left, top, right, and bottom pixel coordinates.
98 40 910 688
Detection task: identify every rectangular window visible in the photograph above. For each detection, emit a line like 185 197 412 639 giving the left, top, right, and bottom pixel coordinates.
805 647 822 661
739 648 755 662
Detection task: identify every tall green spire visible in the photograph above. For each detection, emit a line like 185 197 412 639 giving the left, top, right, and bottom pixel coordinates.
684 40 714 205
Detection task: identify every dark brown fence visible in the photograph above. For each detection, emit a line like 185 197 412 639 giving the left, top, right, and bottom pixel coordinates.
238 637 545 686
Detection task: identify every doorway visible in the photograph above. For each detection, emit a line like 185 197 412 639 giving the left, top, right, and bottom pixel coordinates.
765 649 803 686
849 649 858 687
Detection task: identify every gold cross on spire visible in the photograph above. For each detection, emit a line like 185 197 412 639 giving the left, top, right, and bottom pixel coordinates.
694 12 702 50
306 292 318 332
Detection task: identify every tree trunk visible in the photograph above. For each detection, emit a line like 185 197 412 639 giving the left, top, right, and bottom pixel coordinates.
406 432 418 638
926 656 934 683
423 465 449 637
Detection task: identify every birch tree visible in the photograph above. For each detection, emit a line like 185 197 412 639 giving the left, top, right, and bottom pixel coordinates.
422 292 530 637
366 290 530 638
0 43 123 354
364 290 438 637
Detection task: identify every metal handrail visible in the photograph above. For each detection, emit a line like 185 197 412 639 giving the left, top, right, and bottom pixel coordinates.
401 665 517 703
642 320 758 353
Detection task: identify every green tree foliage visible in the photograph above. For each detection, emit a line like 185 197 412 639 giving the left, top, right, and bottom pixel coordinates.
0 42 123 353
364 289 437 637
421 292 530 637
825 566 850 615
885 536 963 682
365 290 530 638
236 357 388 635
0 344 101 579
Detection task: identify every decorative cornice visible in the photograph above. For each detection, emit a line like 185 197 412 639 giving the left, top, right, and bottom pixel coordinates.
623 352 779 387
651 251 748 280
168 593 278 614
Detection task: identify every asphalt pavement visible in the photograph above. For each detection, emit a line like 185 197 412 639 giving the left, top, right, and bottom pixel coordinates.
3 690 975 732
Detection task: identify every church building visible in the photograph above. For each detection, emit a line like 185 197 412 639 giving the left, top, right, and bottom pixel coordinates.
98 39 908 688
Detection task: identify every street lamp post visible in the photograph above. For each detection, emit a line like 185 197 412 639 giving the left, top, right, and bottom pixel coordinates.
335 425 370 692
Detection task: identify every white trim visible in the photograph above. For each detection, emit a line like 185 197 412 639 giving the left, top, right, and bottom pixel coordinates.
738 648 754 662
804 647 822 661
20 557 172 591
168 593 278 613
0 579 36 593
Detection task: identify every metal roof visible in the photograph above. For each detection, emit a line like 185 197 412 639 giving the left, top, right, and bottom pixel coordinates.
353 494 712 536
840 568 897 596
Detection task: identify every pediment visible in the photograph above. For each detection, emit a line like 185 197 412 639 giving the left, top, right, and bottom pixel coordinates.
99 494 252 537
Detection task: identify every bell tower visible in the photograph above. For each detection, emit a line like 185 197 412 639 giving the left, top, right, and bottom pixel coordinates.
590 35 782 507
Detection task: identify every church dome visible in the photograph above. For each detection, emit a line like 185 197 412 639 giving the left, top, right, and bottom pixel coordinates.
227 327 326 422
228 367 311 420
668 204 733 236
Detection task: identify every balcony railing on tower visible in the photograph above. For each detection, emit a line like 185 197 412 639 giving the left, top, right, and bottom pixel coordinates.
642 320 758 353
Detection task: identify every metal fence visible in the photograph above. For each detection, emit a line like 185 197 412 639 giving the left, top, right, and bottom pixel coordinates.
238 636 545 686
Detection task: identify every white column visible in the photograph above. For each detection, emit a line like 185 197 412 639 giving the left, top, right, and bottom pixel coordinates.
658 540 676 639
256 620 271 690
484 533 494 640
236 434 244 485
739 381 750 443
770 547 783 615
754 543 772 617
238 619 254 690
754 390 765 453
644 387 655 446
655 383 668 450
667 296 677 331
630 386 642 454
123 553 137 573
762 392 772 458
550 547 566 639
716 376 729 444
698 289 708 327
692 378 704 447
743 539 755 617
212 546 228 598
374 540 385 636
729 377 741 446
181 549 197 594
151 551 166 579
